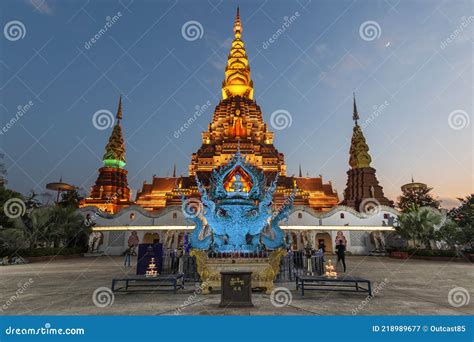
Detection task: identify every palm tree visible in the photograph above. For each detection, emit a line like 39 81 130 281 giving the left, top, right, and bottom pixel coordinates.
396 207 443 249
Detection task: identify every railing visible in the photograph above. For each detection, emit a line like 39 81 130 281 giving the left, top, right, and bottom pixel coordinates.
160 250 324 283
275 251 324 282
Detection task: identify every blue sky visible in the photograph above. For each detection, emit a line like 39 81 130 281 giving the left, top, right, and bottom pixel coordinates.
1 0 472 208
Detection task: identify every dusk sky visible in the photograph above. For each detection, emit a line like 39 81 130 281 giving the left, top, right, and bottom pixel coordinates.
1 0 472 208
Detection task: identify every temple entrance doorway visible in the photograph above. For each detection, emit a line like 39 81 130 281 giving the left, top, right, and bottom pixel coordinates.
143 233 160 244
315 232 333 254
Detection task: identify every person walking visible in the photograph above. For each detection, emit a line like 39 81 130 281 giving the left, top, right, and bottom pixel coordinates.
335 231 347 272
124 247 132 267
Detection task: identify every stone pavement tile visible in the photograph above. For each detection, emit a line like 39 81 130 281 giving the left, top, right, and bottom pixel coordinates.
0 256 472 315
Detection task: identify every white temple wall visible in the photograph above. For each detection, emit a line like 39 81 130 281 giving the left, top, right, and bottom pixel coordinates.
78 205 400 256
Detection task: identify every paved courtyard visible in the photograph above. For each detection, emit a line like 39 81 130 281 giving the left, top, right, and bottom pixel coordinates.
0 255 472 315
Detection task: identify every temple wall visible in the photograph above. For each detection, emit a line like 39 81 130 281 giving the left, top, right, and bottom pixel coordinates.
78 205 400 256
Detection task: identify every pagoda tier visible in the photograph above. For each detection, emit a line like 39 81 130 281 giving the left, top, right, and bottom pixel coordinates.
81 167 131 213
135 173 338 212
189 96 285 176
340 95 393 210
79 96 131 214
341 167 393 209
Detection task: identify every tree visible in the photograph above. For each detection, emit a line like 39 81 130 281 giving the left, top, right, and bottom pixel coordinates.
48 206 90 248
0 153 6 188
0 186 24 232
396 207 444 249
435 219 462 250
448 195 474 251
59 189 84 208
397 186 440 213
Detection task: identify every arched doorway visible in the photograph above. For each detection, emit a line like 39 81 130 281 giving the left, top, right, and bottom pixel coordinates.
143 233 160 244
315 232 333 254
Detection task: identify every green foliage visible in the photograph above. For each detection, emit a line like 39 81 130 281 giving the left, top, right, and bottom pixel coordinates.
59 189 84 208
0 203 90 256
395 207 444 249
397 186 440 213
395 196 473 252
0 186 24 233
447 195 474 250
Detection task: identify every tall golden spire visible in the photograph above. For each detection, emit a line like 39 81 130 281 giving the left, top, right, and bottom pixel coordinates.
116 95 123 121
349 94 371 169
222 7 254 100
103 96 126 168
352 92 359 124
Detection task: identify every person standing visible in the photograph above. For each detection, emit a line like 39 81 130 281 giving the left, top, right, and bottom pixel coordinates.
124 247 132 267
335 231 347 272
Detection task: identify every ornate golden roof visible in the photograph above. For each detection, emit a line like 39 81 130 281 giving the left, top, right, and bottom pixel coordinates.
349 95 372 169
221 7 254 100
103 96 126 168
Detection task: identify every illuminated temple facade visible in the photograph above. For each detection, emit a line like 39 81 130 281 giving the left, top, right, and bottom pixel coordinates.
78 8 398 255
134 8 338 212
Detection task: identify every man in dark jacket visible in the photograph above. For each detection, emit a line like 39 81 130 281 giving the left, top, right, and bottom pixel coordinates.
335 243 346 272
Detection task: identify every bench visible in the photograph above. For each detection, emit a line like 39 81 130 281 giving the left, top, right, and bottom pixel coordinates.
296 274 372 297
111 273 185 294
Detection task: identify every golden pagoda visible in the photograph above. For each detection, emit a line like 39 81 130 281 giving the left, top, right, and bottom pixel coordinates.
135 8 339 212
80 96 132 213
341 94 393 209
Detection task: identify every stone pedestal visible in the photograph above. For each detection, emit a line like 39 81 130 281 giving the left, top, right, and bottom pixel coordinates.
190 249 286 294
219 271 253 307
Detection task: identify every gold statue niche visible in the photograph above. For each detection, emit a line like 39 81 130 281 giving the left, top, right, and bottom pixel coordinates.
228 110 247 138
224 167 252 193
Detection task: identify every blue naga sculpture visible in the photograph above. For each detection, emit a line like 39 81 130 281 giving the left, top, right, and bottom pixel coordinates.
182 149 295 253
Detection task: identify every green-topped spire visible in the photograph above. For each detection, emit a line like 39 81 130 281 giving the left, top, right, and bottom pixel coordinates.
103 96 126 168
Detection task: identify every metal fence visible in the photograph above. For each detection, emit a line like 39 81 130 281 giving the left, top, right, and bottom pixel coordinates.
161 250 323 282
275 251 324 282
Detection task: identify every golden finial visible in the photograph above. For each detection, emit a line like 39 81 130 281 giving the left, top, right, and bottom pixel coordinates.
352 92 359 125
234 6 242 35
222 7 254 100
